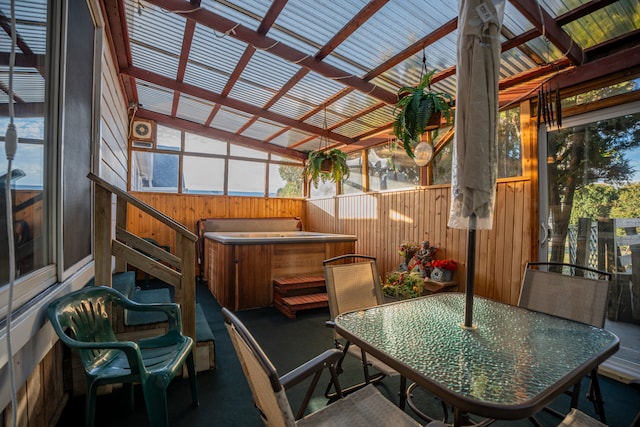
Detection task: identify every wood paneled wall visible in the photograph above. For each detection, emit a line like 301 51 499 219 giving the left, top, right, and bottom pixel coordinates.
2 342 66 427
127 192 305 256
128 179 533 306
306 179 534 306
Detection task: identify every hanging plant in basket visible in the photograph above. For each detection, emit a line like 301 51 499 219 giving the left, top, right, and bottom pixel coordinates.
303 148 350 188
392 69 453 159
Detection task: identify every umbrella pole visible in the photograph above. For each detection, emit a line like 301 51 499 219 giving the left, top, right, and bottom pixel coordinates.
463 214 477 329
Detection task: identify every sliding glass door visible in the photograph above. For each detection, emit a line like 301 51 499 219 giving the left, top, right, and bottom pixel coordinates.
538 100 640 381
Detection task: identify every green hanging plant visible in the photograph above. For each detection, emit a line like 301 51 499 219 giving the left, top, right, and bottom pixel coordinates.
392 70 453 159
303 148 350 188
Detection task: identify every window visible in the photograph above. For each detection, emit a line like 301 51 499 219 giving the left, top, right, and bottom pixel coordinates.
185 133 226 155
131 151 179 192
497 107 522 178
269 163 303 197
0 118 46 284
432 143 453 185
431 108 522 184
343 152 364 194
309 179 336 198
130 125 304 197
228 159 266 196
368 145 419 191
183 156 225 194
0 0 99 313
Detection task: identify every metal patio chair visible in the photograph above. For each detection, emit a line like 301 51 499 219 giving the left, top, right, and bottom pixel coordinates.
519 262 612 423
323 254 449 423
221 307 422 427
322 255 403 397
558 408 607 427
47 285 199 427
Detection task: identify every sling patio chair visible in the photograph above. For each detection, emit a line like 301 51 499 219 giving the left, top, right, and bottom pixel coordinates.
221 307 424 427
519 261 612 424
47 285 199 427
323 254 449 423
322 255 404 398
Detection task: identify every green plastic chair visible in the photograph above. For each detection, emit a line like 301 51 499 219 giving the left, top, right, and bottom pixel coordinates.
47 285 199 427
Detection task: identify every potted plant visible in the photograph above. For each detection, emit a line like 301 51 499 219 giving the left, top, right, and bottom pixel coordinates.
431 259 457 282
382 271 424 301
303 148 350 188
392 69 453 159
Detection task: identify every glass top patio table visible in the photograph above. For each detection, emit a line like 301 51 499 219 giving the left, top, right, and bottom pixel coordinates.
334 293 619 423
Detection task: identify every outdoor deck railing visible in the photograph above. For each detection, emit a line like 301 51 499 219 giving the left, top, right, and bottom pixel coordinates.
89 172 198 341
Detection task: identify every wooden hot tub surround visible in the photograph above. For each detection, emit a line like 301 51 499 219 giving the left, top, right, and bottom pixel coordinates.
199 218 356 310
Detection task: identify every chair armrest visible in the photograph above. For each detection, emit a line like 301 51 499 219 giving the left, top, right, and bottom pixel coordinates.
58 336 145 370
118 299 183 332
280 348 343 389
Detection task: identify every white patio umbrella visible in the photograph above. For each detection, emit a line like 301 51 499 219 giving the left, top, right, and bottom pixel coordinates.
449 0 505 328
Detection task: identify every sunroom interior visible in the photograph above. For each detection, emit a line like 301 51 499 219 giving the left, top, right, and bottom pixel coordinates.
1 0 640 425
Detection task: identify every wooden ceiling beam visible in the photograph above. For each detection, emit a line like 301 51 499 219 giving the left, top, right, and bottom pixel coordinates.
101 0 136 102
549 44 640 89
364 17 458 82
585 29 640 62
143 0 398 105
0 12 45 76
0 102 43 117
261 0 386 109
555 0 620 26
205 0 288 129
316 0 388 60
509 0 584 65
122 65 355 145
257 0 289 33
172 19 196 116
137 108 306 161
0 52 43 69
246 1 389 148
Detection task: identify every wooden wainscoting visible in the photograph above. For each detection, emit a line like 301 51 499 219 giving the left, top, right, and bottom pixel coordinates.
128 193 306 274
127 183 533 307
306 179 534 306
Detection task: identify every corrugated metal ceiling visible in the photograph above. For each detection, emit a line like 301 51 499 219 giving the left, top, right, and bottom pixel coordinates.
1 0 639 161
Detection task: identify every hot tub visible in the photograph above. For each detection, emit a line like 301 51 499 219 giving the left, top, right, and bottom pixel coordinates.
200 222 356 310
204 230 357 244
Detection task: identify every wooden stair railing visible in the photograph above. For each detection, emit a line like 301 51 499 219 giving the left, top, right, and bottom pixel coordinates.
89 172 198 341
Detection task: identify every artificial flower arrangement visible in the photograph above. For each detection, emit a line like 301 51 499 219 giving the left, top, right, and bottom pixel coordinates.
431 259 457 271
382 271 424 299
398 241 420 262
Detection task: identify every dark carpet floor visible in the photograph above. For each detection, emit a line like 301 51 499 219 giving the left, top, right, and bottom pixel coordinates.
58 281 640 426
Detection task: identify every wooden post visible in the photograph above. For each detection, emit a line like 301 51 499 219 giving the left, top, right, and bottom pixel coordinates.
597 219 614 273
575 217 591 275
177 232 196 341
622 221 640 320
114 196 128 273
94 184 112 287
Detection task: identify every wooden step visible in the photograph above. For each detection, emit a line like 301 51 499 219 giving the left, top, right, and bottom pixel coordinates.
273 275 325 292
273 275 328 318
275 292 328 319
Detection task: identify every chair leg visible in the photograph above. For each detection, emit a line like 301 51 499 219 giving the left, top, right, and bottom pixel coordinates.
399 375 407 409
142 383 169 427
85 380 98 427
295 368 325 419
186 351 200 407
324 341 385 399
124 382 135 412
570 378 582 409
588 369 607 424
406 381 449 423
